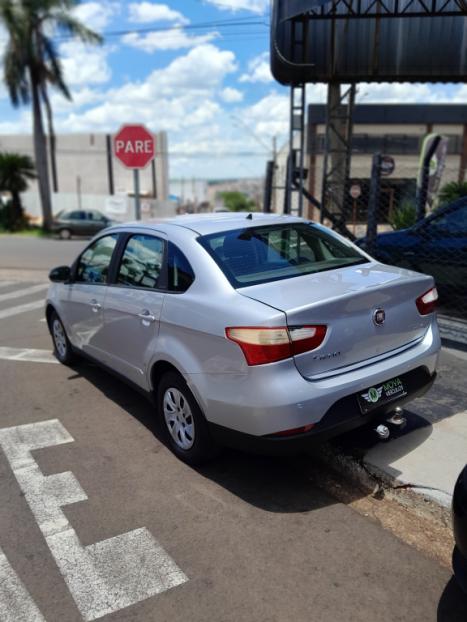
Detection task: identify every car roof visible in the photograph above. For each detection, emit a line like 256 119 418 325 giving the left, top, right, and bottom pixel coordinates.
109 213 306 236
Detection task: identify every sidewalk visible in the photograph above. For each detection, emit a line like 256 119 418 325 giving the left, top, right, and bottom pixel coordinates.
337 346 467 509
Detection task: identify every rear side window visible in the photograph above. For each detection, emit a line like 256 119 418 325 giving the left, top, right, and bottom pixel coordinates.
76 234 119 284
198 223 367 288
168 242 195 292
117 235 164 289
69 211 84 220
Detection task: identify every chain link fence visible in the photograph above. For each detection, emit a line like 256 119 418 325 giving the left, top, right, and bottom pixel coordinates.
319 161 466 330
271 155 467 336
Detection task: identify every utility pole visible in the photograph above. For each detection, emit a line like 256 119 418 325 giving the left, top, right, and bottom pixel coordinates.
272 136 277 213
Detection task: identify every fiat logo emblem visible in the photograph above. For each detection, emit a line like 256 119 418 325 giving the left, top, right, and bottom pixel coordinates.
373 309 386 326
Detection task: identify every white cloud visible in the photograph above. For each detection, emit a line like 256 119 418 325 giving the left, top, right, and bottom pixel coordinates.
128 2 188 24
220 87 244 103
356 82 448 103
60 41 112 86
72 1 119 32
204 0 268 13
122 29 218 52
57 44 237 133
242 91 289 138
50 87 105 113
240 52 273 84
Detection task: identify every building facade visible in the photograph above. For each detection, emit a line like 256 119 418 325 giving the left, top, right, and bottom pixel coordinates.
274 104 467 222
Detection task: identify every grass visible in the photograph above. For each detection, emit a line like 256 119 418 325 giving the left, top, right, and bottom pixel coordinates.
0 227 53 238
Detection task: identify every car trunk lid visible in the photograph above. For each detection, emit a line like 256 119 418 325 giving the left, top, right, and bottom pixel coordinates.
238 263 434 379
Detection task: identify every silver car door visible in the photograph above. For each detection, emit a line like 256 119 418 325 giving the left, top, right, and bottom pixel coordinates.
61 233 120 362
102 233 166 389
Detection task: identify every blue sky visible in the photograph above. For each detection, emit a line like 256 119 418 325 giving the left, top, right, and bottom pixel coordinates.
0 0 466 179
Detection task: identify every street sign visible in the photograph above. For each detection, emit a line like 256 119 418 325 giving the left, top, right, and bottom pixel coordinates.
113 125 155 221
349 184 362 200
114 125 155 170
380 155 395 177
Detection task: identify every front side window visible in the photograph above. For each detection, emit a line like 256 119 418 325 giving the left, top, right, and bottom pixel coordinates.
168 242 195 292
118 235 164 289
76 234 119 284
198 223 368 288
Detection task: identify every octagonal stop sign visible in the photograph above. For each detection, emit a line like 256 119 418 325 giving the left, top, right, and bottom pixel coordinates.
114 125 155 169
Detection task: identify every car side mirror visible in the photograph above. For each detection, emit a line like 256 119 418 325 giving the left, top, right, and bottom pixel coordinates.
49 266 71 283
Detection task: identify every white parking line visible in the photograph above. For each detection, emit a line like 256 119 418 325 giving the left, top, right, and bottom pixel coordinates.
0 300 44 321
0 420 188 621
0 546 46 621
0 347 57 364
0 283 48 303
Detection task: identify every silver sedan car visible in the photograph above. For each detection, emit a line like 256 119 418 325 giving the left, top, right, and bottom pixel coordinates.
46 214 440 464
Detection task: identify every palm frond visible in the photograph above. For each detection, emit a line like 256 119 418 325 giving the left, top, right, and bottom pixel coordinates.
53 11 103 45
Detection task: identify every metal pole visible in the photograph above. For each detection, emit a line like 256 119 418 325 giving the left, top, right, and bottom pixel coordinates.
272 136 277 213
367 153 382 256
106 134 115 196
134 169 141 220
151 158 157 199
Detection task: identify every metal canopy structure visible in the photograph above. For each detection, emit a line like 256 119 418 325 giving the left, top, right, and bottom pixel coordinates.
272 0 467 84
270 0 467 223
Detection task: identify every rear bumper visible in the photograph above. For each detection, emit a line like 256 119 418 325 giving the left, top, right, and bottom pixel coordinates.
209 366 436 455
188 322 440 437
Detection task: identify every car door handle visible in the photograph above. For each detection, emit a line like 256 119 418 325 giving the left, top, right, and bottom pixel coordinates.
90 299 102 311
402 251 416 257
138 310 156 323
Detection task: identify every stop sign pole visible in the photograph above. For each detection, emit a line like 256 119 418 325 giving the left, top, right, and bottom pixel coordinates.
113 125 156 220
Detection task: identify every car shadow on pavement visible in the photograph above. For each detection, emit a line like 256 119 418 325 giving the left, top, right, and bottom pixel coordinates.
331 410 434 482
65 361 372 514
437 577 467 621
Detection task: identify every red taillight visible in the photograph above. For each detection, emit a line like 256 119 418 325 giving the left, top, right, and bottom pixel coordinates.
226 325 327 366
271 424 315 438
416 287 438 315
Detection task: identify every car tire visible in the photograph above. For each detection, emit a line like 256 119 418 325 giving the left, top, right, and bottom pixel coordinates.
50 311 76 365
59 228 72 240
157 371 218 465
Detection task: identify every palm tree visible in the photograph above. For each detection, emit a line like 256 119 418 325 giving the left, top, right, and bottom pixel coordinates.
0 152 36 230
0 0 102 230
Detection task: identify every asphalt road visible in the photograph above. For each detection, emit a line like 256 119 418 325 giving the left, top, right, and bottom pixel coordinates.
0 236 86 273
0 270 466 620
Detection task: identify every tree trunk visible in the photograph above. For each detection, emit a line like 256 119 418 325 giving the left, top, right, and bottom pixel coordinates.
29 69 53 230
42 85 59 194
10 191 24 231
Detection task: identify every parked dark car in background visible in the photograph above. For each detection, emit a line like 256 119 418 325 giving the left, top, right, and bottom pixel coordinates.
453 465 467 595
52 210 115 240
357 199 467 316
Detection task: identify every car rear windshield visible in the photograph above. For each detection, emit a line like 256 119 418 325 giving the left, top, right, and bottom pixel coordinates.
198 223 368 288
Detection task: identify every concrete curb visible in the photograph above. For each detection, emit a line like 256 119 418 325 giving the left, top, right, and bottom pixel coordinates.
314 443 452 527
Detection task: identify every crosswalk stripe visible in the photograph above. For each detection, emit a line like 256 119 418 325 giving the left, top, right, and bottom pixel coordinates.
0 546 47 621
0 283 48 303
0 300 44 321
0 347 57 364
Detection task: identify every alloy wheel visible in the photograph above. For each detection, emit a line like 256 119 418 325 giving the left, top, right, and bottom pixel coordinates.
163 387 195 450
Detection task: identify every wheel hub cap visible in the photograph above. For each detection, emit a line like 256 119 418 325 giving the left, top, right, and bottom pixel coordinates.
163 388 195 450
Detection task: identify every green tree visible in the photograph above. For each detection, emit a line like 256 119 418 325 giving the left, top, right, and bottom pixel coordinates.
438 181 467 206
0 0 102 230
0 152 36 231
220 191 256 212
